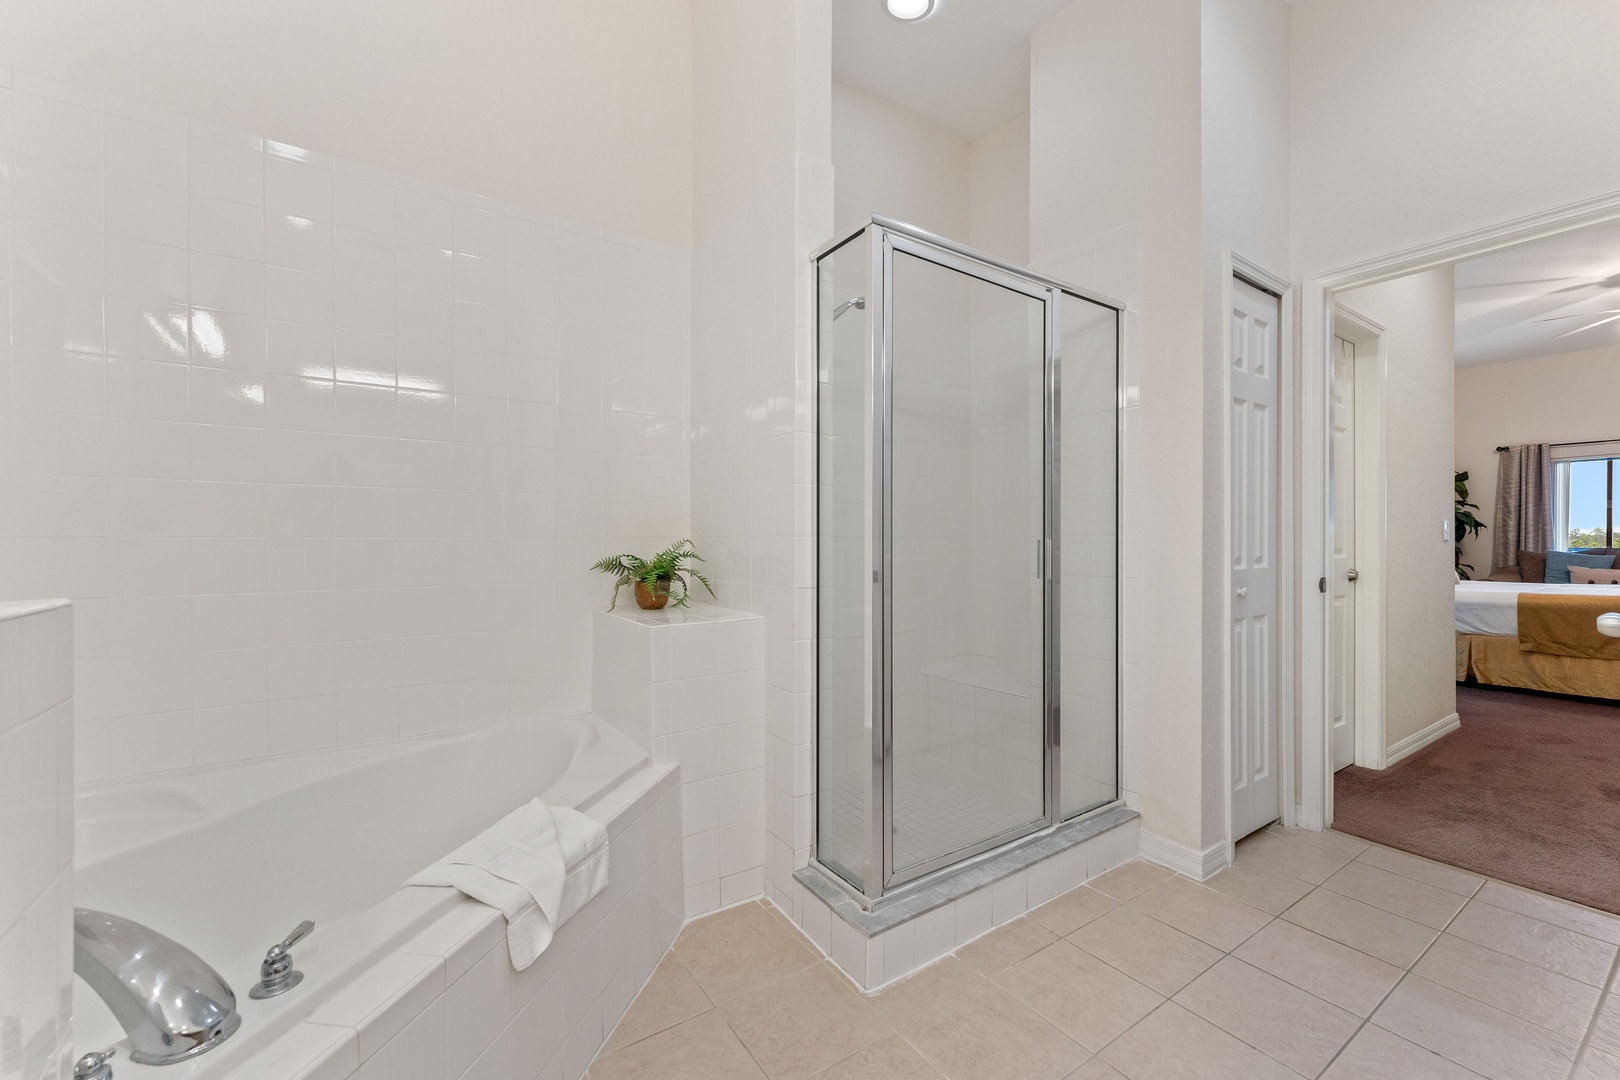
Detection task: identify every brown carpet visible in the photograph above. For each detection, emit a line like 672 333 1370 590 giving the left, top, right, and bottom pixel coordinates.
1334 685 1620 915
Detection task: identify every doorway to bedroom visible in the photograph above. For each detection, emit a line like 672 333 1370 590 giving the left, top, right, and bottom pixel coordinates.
1319 216 1620 915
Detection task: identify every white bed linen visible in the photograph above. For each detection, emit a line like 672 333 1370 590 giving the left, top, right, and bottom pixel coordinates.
1454 581 1620 637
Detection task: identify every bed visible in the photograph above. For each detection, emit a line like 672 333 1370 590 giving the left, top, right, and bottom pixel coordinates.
1455 581 1620 699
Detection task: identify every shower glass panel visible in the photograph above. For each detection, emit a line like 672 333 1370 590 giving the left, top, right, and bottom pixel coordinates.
889 250 1047 878
814 217 1121 905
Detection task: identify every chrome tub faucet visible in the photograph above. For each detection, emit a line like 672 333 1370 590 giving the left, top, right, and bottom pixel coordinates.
72 909 241 1065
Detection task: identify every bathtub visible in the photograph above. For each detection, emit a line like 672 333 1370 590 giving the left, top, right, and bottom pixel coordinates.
72 711 685 1080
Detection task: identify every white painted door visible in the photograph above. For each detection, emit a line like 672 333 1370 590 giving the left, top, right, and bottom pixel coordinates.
1330 335 1357 771
1230 278 1280 841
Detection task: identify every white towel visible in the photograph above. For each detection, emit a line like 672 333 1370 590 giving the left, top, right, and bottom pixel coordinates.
407 798 609 969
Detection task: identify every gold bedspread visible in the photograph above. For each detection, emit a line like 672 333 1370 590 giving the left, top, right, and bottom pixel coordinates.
1458 633 1620 699
1517 592 1620 660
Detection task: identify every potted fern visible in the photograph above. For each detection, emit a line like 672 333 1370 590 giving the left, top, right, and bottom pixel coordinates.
591 539 716 611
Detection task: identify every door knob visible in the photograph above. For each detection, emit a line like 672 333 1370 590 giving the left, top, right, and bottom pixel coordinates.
1347 568 1359 581
1235 587 1247 598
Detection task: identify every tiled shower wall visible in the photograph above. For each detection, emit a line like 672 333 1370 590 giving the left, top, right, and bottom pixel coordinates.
0 70 693 782
0 600 74 1080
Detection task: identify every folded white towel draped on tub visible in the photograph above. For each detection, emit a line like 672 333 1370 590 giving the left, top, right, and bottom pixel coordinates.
407 798 609 969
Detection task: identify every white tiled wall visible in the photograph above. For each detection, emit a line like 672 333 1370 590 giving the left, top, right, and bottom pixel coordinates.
690 154 834 917
0 68 693 784
590 604 765 915
234 763 683 1080
0 599 74 1080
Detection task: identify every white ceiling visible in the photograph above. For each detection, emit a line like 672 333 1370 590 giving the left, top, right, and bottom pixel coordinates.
831 0 1075 141
1455 218 1620 367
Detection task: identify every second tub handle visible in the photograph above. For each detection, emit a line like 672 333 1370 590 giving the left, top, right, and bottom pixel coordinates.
249 920 315 999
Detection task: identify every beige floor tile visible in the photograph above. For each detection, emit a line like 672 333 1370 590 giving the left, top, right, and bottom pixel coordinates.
674 904 823 1004
588 1009 766 1080
1174 955 1360 1076
1067 906 1222 996
1029 885 1120 936
1233 918 1403 1017
811 1034 945 1080
1064 1060 1127 1080
1088 860 1174 901
1448 899 1618 987
1281 886 1439 968
721 961 893 1080
1372 974 1578 1080
992 940 1163 1053
1304 828 1373 860
1321 1024 1487 1080
873 956 986 1030
1099 1001 1299 1080
1354 845 1484 897
1202 861 1314 916
902 982 1087 1080
1413 934 1601 1040
1321 861 1469 929
1476 881 1620 946
957 916 1059 977
1236 828 1359 884
678 901 763 943
1576 1048 1620 1080
604 953 713 1053
1582 993 1620 1059
1127 877 1272 951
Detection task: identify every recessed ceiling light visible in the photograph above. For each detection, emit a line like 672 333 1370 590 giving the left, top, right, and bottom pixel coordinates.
886 0 936 21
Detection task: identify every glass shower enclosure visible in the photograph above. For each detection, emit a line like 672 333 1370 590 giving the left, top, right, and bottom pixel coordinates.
814 217 1122 905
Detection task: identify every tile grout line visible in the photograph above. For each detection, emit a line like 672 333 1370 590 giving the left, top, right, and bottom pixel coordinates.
1566 942 1620 1080
1307 873 1480 1079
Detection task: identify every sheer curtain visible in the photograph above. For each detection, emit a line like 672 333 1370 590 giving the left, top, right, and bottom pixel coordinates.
1491 443 1552 571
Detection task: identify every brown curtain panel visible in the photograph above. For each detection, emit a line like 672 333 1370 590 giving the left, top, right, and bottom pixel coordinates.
1491 443 1552 572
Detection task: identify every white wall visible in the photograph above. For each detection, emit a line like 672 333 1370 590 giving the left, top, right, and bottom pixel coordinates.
969 113 1031 266
0 71 692 783
0 600 73 1080
1455 345 1620 573
1031 0 1209 851
0 1 694 247
832 79 969 240
1291 0 1620 276
1338 267 1457 750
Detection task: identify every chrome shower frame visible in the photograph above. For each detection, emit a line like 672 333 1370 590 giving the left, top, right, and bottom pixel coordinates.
811 216 1127 910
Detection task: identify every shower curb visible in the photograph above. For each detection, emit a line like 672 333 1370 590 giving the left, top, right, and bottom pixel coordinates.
795 805 1141 937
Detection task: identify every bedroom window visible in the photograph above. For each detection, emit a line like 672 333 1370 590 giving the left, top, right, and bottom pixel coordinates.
1555 456 1617 549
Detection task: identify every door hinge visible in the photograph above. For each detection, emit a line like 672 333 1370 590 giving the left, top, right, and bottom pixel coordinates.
1318 576 1326 594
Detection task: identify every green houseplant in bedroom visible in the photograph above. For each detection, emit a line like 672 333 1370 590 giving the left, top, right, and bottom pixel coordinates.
591 539 715 611
1455 470 1487 579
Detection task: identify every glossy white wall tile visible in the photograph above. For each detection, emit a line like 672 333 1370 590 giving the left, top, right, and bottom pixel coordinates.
0 599 74 1080
0 71 693 782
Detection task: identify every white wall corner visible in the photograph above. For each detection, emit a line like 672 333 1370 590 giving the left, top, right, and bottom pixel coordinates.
1138 831 1230 882
1385 712 1461 767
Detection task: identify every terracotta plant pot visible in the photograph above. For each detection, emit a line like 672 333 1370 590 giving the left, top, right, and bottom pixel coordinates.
633 580 671 610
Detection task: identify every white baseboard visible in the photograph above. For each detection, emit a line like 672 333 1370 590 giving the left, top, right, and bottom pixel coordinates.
1139 831 1231 881
1385 712 1461 766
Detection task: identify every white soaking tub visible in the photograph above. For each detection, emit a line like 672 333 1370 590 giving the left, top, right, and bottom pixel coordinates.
72 711 685 1080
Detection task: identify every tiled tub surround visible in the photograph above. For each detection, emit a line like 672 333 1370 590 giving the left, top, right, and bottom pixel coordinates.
0 68 693 784
0 600 74 1080
593 827 1620 1080
69 710 677 1080
794 810 1140 992
591 604 765 917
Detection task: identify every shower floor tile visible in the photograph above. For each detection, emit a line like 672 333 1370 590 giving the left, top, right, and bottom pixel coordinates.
819 756 1044 875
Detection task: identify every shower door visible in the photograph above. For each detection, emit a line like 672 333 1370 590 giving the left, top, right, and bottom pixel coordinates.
814 217 1121 903
886 244 1051 882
